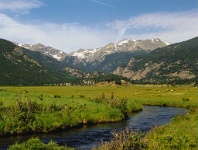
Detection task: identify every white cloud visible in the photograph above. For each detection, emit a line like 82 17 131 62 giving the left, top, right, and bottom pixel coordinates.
0 0 44 14
0 13 116 52
0 9 197 53
107 9 198 44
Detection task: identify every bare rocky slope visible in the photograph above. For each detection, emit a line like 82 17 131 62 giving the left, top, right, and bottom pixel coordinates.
18 43 68 61
70 38 169 62
65 38 169 73
113 37 198 84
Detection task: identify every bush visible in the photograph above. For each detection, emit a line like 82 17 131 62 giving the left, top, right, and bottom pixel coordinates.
54 95 61 98
0 101 3 106
182 98 190 102
79 95 85 98
93 128 147 150
8 138 73 150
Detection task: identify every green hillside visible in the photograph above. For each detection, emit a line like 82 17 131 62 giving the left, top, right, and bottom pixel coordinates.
116 37 198 84
89 50 148 73
0 39 74 85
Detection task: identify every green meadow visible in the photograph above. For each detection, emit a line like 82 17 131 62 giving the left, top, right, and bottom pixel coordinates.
0 85 197 149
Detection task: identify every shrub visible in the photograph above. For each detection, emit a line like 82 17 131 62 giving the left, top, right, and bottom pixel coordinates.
79 95 85 98
182 98 190 102
49 102 62 112
54 95 61 98
38 95 43 101
0 101 3 107
8 138 73 150
93 128 147 150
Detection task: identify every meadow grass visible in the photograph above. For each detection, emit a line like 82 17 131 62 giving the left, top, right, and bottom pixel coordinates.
0 85 144 136
0 85 197 149
1 85 197 107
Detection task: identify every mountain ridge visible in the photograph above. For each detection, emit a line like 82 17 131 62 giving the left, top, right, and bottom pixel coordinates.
0 39 74 85
2 37 197 85
16 43 68 61
70 38 169 62
113 37 198 84
17 38 169 62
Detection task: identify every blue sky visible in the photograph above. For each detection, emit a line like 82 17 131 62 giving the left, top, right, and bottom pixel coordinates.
0 0 197 52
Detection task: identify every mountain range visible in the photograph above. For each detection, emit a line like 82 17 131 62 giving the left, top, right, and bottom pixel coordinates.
19 38 169 73
19 38 169 61
70 38 169 61
0 37 197 85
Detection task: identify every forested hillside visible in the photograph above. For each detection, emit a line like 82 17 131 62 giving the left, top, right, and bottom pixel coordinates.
0 39 74 85
114 37 198 84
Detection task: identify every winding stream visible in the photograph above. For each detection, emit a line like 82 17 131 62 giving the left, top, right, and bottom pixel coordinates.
0 106 189 149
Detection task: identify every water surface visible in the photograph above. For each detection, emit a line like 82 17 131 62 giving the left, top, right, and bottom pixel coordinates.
0 106 189 149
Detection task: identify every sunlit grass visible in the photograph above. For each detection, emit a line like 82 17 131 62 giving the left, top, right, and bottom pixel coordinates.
8 138 73 150
145 109 198 149
0 84 197 149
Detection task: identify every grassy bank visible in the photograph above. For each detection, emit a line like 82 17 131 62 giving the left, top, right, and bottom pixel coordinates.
0 85 197 149
94 109 198 150
145 108 198 149
92 85 198 150
0 86 142 136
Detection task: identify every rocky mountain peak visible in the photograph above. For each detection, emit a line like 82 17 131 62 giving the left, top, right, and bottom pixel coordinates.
16 43 68 61
69 48 99 60
15 38 169 62
70 38 169 62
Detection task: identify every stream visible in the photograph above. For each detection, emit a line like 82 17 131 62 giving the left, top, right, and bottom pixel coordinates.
0 106 189 150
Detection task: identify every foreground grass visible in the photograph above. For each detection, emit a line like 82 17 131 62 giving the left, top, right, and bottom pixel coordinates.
93 128 147 150
94 110 198 150
0 85 197 149
8 138 73 150
145 108 198 149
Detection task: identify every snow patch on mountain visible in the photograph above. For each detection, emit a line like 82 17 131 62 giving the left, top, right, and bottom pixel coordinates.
162 40 170 45
50 54 62 61
73 51 86 59
71 48 100 59
17 43 22 47
117 39 129 45
16 43 67 61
